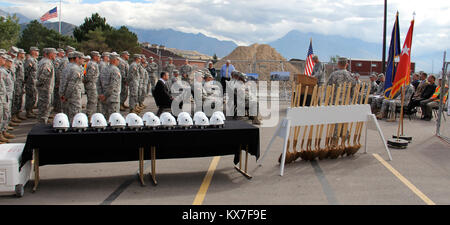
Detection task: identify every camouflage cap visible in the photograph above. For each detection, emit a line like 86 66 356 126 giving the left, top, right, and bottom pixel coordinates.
0 49 6 54
83 55 91 60
231 70 240 77
109 52 120 60
91 51 100 57
204 73 213 79
121 51 130 56
133 54 141 59
102 52 110 57
43 48 57 54
18 49 25 54
73 51 84 58
57 48 64 53
173 69 179 74
3 54 13 62
67 52 75 58
378 73 385 78
238 72 247 81
9 46 19 54
168 57 173 60
148 56 154 60
30 47 39 52
337 57 348 64
66 46 75 51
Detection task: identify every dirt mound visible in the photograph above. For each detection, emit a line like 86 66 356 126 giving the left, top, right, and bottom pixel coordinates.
214 43 302 81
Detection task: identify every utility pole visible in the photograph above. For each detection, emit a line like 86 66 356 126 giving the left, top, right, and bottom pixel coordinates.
382 0 387 74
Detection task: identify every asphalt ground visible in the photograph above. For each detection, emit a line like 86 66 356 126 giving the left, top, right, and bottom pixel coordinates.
1 94 450 205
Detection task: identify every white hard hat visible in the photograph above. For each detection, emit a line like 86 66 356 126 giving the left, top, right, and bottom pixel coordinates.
90 113 108 130
209 113 225 126
160 112 176 127
72 113 89 131
177 112 193 127
142 112 160 127
126 113 144 129
53 113 70 132
109 113 126 128
193 111 209 126
212 111 225 121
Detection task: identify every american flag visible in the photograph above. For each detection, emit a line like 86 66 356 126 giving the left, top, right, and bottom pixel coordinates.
304 39 315 76
40 7 58 22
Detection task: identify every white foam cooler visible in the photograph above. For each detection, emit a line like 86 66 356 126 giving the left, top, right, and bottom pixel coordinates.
0 143 31 197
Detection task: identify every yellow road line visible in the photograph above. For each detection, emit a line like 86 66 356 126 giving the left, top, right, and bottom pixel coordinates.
192 156 221 205
373 153 436 205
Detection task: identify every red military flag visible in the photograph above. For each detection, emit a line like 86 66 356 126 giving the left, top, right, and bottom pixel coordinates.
391 19 414 97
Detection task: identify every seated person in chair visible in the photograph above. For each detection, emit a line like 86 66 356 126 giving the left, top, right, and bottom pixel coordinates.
406 73 434 114
420 78 448 121
377 84 415 122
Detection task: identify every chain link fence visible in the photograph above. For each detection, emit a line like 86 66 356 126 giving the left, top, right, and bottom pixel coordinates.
436 59 450 143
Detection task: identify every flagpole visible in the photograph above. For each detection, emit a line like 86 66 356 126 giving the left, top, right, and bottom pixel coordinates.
59 0 61 34
382 0 387 74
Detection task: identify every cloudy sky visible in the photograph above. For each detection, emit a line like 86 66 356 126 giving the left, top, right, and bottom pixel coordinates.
1 0 449 71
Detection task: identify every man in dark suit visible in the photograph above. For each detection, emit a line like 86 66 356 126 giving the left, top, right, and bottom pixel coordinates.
153 71 173 116
406 74 436 115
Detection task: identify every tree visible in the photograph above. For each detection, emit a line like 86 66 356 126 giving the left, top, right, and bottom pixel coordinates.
329 55 340 63
0 14 20 49
79 28 110 53
104 26 140 54
73 13 112 42
17 20 77 52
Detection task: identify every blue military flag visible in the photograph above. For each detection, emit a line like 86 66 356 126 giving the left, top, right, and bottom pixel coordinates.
384 12 401 99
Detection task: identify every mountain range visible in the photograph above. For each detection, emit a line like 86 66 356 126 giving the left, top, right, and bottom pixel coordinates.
2 9 441 73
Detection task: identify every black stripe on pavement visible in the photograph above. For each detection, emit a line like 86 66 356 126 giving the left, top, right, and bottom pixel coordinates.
310 161 339 205
100 177 135 205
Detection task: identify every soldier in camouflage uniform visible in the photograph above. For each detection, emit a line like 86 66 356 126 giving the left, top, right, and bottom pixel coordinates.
377 84 415 122
326 57 356 104
104 53 122 119
11 49 26 123
84 51 100 118
0 52 9 143
180 59 193 84
127 54 141 113
138 55 149 110
24 47 39 118
51 48 66 114
36 48 57 124
311 55 325 86
164 57 176 79
203 72 223 117
0 54 15 141
60 51 84 123
97 52 110 115
146 56 158 95
119 51 130 111
370 74 385 114
326 57 355 144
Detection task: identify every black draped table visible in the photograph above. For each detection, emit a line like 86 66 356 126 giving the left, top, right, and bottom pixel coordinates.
21 120 259 191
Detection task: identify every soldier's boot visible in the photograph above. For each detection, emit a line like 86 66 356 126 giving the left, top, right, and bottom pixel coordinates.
18 113 28 120
0 133 9 143
376 112 385 120
11 115 22 123
122 103 129 109
120 105 126 111
130 107 140 114
9 121 20 127
386 112 396 122
3 131 15 139
48 114 55 119
26 111 36 118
